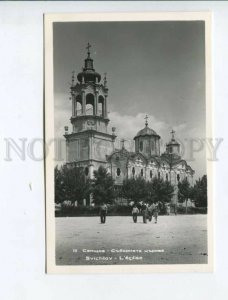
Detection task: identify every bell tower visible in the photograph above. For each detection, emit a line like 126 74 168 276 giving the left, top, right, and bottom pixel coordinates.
64 44 116 176
71 43 109 133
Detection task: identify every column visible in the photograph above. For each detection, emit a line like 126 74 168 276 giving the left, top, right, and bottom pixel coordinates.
74 99 77 116
73 97 76 117
95 92 98 115
82 91 86 115
104 96 108 118
65 140 69 163
72 96 75 117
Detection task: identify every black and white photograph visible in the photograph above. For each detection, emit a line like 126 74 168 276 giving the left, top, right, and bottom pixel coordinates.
45 12 212 273
3 0 228 298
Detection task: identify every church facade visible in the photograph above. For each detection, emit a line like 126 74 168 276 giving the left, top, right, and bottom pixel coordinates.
63 45 195 201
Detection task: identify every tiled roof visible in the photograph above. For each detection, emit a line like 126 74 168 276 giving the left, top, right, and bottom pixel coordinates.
134 126 160 139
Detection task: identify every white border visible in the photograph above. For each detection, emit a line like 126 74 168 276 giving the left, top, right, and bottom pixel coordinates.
45 12 213 274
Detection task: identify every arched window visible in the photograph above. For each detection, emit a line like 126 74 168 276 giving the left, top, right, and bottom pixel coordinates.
158 172 160 179
116 168 121 176
166 173 168 181
86 93 95 115
141 169 144 176
98 96 104 117
150 170 153 179
140 141 143 151
76 101 82 116
132 167 135 176
177 174 180 182
85 167 89 176
76 95 82 116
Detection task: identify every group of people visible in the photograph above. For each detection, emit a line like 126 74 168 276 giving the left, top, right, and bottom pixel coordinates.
132 202 160 224
99 201 170 224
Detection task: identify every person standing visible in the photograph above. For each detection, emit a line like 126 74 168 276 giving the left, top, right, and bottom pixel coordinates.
100 202 108 224
132 204 139 223
166 203 171 215
148 203 155 222
141 202 148 224
153 202 159 224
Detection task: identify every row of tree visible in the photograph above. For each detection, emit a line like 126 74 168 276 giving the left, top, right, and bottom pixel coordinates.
178 175 207 208
122 176 174 204
55 165 115 206
55 165 207 207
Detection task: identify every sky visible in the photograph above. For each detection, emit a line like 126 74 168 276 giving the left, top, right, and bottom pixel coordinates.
53 21 206 178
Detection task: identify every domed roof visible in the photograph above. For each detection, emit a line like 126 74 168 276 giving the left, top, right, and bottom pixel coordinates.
166 130 180 146
77 68 101 83
134 126 160 140
167 139 180 146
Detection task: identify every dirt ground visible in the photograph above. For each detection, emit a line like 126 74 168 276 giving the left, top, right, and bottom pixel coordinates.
55 214 208 265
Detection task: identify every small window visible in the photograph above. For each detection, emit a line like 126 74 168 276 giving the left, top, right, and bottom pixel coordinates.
85 167 89 176
140 141 143 151
150 170 153 179
158 172 160 179
166 173 168 181
141 169 144 176
132 167 135 176
151 141 155 151
177 174 180 182
117 168 121 176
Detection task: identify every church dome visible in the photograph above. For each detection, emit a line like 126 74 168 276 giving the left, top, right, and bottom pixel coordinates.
134 126 160 140
166 129 180 146
165 129 180 156
167 139 180 146
77 68 101 83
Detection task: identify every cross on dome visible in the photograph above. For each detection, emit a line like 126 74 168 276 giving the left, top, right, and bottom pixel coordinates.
171 129 175 140
144 114 149 127
86 42 91 57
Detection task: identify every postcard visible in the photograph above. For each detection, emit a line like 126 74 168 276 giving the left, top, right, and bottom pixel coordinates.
45 12 212 273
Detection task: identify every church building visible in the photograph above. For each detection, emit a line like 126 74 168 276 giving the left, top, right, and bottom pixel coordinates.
63 44 195 201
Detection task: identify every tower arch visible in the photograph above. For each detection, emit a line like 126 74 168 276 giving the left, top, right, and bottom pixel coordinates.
76 95 82 116
98 95 105 117
86 93 95 115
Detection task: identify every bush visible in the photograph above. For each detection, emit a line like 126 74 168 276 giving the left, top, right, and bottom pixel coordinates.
55 204 207 217
55 204 132 217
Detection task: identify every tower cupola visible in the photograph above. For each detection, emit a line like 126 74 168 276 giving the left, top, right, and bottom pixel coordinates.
77 43 101 83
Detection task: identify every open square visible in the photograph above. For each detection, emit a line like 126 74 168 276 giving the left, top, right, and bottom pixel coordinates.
56 214 208 265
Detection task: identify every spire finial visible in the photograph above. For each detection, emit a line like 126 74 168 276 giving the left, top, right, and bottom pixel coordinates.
171 129 175 140
86 42 91 58
121 138 125 149
144 114 148 127
104 72 107 87
71 71 75 86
